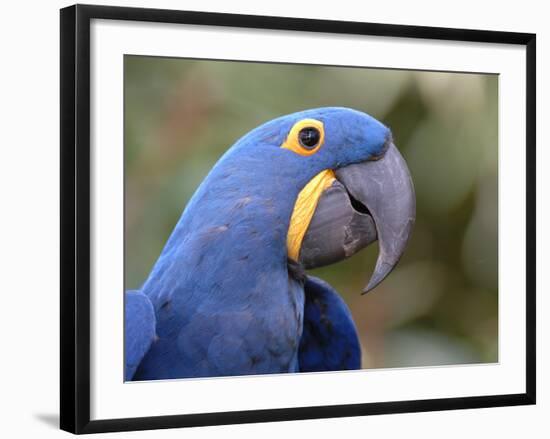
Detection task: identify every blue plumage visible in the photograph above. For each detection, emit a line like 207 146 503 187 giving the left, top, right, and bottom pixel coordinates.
124 290 156 380
126 107 392 380
299 277 361 372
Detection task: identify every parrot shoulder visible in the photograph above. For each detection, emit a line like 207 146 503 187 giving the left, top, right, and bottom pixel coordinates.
298 276 361 372
124 290 157 380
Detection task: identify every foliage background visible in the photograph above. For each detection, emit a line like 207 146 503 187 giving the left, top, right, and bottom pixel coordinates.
125 55 498 369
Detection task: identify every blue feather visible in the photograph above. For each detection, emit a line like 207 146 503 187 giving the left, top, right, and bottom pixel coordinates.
299 276 361 371
124 290 156 380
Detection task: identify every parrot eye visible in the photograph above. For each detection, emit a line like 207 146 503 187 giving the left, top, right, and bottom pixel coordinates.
298 127 321 149
281 118 325 156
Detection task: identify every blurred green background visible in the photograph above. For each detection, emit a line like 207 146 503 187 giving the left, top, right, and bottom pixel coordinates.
124 55 498 369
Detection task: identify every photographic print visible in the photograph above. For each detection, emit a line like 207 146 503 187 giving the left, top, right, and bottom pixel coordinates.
60 5 535 432
124 56 498 381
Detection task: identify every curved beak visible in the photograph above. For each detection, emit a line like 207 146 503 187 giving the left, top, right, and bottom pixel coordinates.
299 143 415 293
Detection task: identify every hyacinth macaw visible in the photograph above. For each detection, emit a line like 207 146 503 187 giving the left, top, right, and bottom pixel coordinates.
125 107 415 380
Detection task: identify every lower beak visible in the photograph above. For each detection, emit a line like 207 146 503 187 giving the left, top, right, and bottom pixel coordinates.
299 143 415 293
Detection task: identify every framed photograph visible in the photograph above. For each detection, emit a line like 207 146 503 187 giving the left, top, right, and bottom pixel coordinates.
60 4 536 434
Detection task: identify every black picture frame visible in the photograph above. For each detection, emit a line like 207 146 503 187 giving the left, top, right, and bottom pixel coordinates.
60 4 536 434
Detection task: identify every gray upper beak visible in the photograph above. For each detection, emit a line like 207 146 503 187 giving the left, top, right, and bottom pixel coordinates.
299 142 415 293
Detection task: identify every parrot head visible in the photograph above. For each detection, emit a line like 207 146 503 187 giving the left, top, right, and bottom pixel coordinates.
219 106 415 293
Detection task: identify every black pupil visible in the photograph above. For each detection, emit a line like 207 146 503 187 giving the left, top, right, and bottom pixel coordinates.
298 127 320 149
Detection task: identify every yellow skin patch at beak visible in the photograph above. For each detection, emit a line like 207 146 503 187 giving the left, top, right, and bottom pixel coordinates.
287 169 336 261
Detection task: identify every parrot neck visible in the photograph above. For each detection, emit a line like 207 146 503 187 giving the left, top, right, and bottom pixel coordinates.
141 149 319 310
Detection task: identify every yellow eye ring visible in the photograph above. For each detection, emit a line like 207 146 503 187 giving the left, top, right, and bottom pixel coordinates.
281 119 325 156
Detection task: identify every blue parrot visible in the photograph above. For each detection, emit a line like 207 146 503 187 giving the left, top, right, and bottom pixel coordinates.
125 107 415 380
